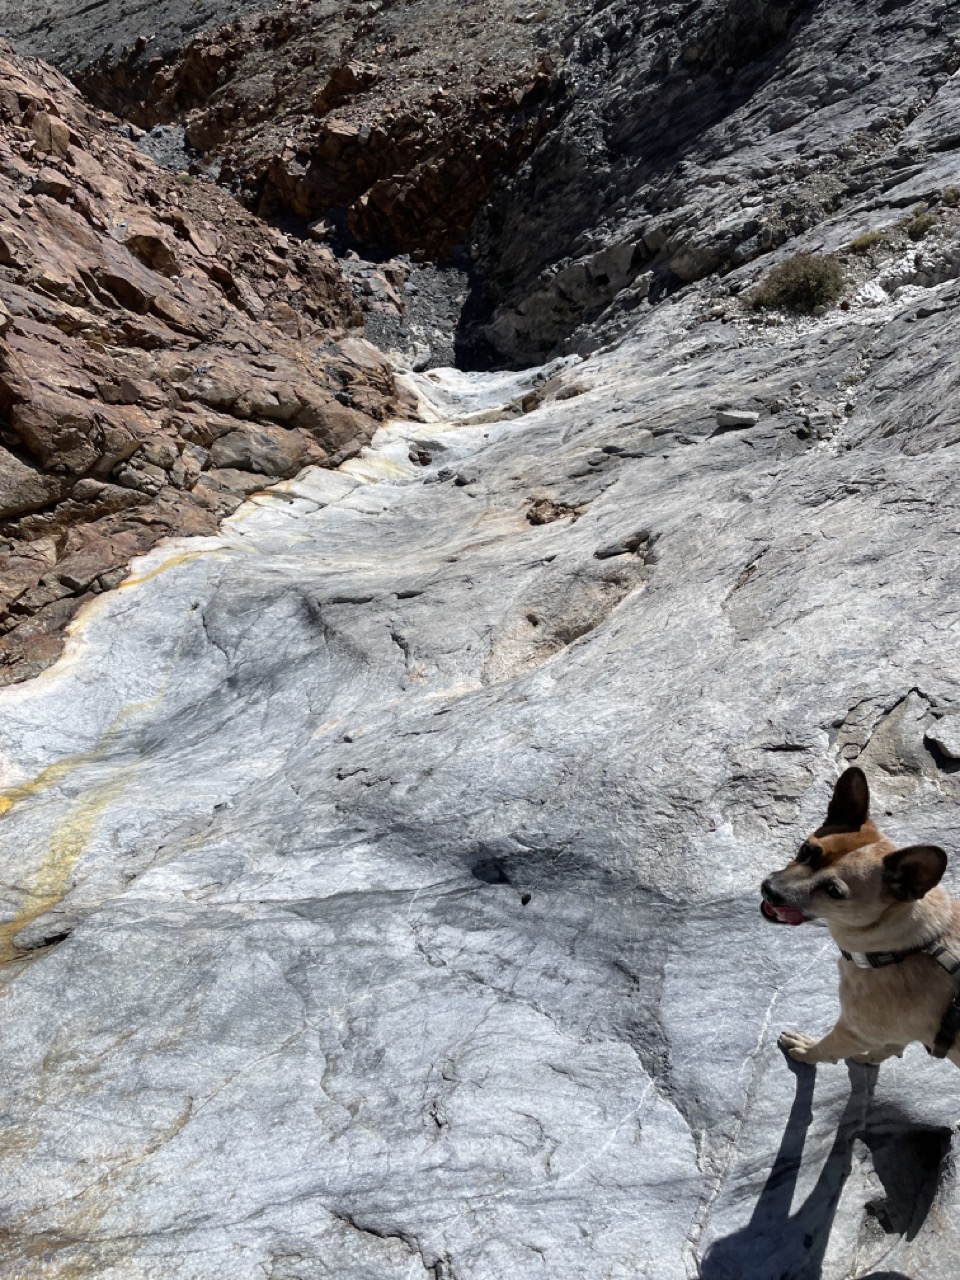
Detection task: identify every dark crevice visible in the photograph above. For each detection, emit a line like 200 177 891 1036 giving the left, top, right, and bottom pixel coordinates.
16 926 74 951
327 1208 454 1279
923 733 960 775
859 1116 951 1242
469 858 511 886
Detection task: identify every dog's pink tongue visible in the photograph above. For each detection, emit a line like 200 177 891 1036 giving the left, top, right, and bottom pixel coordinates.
761 900 805 925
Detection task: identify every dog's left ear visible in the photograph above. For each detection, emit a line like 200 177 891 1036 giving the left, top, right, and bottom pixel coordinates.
825 766 870 830
883 845 948 900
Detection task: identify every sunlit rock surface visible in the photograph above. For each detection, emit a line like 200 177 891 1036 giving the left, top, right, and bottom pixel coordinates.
4 269 960 1276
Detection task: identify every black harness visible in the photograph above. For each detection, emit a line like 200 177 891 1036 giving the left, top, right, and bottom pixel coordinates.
838 937 960 1059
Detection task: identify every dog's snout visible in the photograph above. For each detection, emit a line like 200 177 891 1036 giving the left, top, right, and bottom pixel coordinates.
761 878 785 906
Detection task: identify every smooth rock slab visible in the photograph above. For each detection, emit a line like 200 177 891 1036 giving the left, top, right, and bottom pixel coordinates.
3 303 960 1278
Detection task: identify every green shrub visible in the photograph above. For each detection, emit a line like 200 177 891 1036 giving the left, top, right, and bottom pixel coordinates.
942 186 960 208
750 253 845 313
902 208 937 241
848 229 888 253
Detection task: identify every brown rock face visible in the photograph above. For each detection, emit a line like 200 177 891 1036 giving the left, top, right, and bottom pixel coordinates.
75 0 573 259
0 43 404 686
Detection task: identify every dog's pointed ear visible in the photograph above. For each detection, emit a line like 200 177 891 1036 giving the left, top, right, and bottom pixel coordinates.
825 766 870 830
883 845 948 901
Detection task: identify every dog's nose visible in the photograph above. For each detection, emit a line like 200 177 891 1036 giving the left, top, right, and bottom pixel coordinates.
761 878 785 906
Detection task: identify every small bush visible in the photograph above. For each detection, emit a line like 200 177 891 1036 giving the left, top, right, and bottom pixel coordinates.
751 253 845 313
848 229 888 253
942 186 960 208
903 208 937 241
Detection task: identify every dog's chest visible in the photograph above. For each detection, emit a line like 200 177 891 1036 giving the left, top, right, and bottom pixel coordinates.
839 955 955 1042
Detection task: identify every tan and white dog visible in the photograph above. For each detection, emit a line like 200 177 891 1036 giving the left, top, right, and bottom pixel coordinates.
761 766 960 1067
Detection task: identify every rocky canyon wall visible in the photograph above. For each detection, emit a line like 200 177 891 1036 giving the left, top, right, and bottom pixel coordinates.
0 46 402 684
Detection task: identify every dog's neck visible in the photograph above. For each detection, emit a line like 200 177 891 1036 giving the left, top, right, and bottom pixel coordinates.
828 886 956 955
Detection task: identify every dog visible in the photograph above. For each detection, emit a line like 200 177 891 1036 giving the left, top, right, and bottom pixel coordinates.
760 766 960 1067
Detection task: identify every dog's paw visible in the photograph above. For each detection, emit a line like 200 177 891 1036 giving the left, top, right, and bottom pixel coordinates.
779 1030 819 1062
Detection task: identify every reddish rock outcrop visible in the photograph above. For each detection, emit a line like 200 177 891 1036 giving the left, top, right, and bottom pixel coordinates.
77 0 572 259
0 44 405 686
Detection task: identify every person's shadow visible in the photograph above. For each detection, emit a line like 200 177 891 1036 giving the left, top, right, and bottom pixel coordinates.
700 1053 947 1280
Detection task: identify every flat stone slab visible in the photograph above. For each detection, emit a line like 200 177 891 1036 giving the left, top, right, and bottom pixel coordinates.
4 291 960 1276
715 408 761 429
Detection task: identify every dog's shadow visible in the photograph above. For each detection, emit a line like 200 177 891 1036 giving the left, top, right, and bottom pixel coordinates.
700 1054 948 1280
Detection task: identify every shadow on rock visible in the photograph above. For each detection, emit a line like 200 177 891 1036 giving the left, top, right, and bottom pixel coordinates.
701 1056 947 1280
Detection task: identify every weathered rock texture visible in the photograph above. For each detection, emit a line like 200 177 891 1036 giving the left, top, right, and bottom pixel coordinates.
2 4 960 1280
167 0 565 259
3 0 578 259
0 46 401 686
0 0 268 81
7 2 960 365
466 0 960 364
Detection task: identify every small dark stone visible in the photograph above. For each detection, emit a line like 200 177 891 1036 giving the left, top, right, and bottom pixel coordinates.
594 529 652 559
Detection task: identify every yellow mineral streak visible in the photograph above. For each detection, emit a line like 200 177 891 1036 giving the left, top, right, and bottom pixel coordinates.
341 453 410 482
0 693 160 967
118 547 210 588
0 768 133 966
0 694 159 819
0 756 90 818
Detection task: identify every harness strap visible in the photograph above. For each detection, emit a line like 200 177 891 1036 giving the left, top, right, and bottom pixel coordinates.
932 992 960 1060
839 946 923 968
838 936 960 1060
927 939 960 1059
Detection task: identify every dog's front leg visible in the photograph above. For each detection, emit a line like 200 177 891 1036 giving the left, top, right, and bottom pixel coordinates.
779 1020 869 1064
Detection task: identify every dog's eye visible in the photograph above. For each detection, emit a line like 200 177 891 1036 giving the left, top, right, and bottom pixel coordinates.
823 881 846 899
